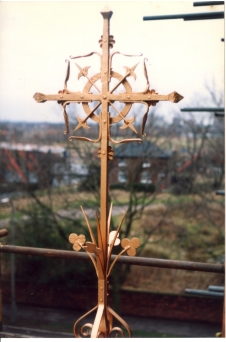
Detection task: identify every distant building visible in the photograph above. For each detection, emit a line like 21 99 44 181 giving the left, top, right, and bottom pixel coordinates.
109 141 171 187
0 143 88 189
52 162 88 187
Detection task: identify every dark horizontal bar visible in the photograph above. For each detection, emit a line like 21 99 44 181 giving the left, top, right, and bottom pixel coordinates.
181 107 224 112
193 1 224 6
143 12 224 21
221 38 225 41
208 285 225 292
116 254 225 273
0 245 224 274
184 12 224 20
0 229 8 238
0 245 91 261
185 288 224 297
216 190 225 196
215 112 225 117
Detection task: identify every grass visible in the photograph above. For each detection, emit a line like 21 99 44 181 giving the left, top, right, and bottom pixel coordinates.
0 211 25 221
2 186 223 216
4 187 223 263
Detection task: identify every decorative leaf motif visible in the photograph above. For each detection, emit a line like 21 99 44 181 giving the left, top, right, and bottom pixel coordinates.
74 115 90 131
64 60 70 89
109 35 115 48
83 242 102 255
109 231 120 247
75 63 91 80
107 146 114 160
69 233 86 251
120 116 137 134
123 62 139 80
146 89 159 107
121 238 140 256
143 58 150 88
99 35 115 48
98 146 114 160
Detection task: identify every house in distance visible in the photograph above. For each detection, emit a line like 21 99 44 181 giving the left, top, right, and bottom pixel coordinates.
109 140 170 190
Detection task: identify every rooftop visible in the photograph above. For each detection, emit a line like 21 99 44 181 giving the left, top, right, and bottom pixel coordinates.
114 141 170 159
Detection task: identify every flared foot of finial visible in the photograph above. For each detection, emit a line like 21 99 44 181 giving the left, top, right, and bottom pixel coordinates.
73 305 132 338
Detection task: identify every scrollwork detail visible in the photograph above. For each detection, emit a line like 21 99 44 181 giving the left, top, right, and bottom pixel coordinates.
73 305 98 338
81 323 93 337
109 327 124 338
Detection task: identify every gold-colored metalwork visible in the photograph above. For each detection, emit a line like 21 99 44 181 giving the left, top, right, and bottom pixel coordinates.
33 6 183 338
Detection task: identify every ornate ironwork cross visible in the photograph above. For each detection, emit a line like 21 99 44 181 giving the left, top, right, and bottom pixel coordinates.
34 6 183 338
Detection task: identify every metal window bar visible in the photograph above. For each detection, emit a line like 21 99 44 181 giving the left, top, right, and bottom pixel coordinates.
215 112 225 116
193 1 224 6
181 107 225 112
216 190 225 196
143 12 224 21
208 285 225 292
185 288 224 297
185 285 225 299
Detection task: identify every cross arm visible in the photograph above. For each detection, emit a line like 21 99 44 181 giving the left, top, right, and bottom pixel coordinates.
33 92 102 103
108 91 183 103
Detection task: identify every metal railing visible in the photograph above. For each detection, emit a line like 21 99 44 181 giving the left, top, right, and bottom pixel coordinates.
0 228 224 275
0 227 225 337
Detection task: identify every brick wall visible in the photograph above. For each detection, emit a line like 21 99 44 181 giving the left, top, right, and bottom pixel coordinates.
1 282 223 324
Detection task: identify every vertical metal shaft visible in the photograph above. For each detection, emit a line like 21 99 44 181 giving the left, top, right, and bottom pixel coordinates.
91 7 113 337
100 7 112 269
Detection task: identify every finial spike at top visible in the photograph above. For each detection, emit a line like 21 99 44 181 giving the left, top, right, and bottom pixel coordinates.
100 5 113 19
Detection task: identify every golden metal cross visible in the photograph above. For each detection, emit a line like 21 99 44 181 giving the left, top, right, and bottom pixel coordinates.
34 6 183 338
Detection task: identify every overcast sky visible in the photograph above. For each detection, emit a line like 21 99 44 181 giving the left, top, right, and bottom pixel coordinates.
0 1 224 124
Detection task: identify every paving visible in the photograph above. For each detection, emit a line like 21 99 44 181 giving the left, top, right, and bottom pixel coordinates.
1 303 222 338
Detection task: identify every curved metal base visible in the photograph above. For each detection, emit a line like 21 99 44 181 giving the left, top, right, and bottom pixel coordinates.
73 305 132 338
